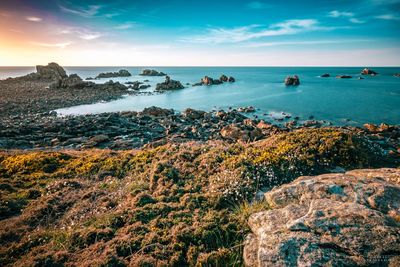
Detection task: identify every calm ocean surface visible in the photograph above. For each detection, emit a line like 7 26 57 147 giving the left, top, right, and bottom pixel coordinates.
1 66 399 125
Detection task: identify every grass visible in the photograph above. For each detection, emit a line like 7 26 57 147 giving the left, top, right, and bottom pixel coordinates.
0 128 394 266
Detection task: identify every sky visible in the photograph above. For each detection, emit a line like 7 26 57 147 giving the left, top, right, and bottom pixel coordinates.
0 0 399 66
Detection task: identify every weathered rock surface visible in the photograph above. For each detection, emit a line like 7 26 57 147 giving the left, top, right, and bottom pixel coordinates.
95 69 131 79
156 76 184 90
139 69 166 76
361 68 378 75
244 168 400 266
284 75 300 86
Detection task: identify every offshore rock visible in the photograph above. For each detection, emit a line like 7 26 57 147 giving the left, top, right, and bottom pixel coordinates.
284 75 300 86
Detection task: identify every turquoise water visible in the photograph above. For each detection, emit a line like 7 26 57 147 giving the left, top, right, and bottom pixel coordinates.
1 67 399 125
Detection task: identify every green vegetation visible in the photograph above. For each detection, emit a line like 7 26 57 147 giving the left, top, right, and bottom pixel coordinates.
0 128 392 266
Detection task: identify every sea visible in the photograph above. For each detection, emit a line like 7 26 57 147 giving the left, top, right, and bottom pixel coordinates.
1 66 399 126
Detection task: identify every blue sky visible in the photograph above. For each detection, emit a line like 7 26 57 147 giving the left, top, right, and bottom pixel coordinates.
0 0 399 65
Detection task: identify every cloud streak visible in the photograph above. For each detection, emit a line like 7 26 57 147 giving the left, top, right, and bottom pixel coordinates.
328 11 354 18
181 19 336 44
30 41 71 48
375 14 400 20
59 4 102 18
26 16 42 22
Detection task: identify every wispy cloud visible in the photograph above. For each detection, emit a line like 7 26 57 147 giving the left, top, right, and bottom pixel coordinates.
59 3 102 18
60 27 103 40
114 22 135 30
247 39 372 47
349 18 365 24
30 41 71 48
246 1 269 9
328 10 354 18
375 14 400 20
181 19 335 44
25 16 42 22
328 10 365 24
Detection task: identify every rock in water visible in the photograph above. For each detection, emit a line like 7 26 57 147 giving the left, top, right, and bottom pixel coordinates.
320 73 330 77
139 69 166 76
95 70 131 79
156 76 184 90
244 168 400 267
284 75 300 86
219 74 228 82
361 68 378 75
336 75 352 79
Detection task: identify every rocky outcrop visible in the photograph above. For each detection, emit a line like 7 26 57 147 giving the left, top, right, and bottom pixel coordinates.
139 69 166 76
95 70 131 79
36 62 67 80
125 81 150 90
155 76 184 91
361 68 378 75
320 73 330 77
284 75 300 86
394 73 400 78
32 63 86 89
244 168 400 266
193 75 236 86
336 75 352 79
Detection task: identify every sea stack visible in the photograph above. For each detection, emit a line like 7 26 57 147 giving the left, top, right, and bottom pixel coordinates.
284 75 300 86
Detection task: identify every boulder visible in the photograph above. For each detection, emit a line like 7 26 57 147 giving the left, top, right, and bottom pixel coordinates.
244 168 400 266
95 70 131 79
156 76 184 91
320 73 330 77
336 75 352 79
394 73 400 78
284 75 300 86
228 76 235 82
220 125 249 141
141 106 174 117
361 68 378 75
139 69 166 76
183 108 205 120
60 74 84 88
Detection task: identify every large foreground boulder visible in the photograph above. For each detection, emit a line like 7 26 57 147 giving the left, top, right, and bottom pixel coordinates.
244 168 400 266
